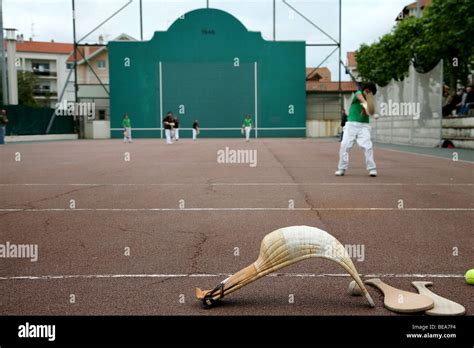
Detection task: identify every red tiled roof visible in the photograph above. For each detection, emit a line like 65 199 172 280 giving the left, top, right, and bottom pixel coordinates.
347 52 357 67
7 40 105 63
306 81 357 92
306 67 331 81
15 41 73 54
67 45 104 62
406 0 432 10
396 0 432 21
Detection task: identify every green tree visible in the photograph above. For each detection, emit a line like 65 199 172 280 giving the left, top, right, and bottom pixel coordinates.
17 71 38 107
356 0 474 89
356 41 390 86
356 17 422 86
422 0 474 89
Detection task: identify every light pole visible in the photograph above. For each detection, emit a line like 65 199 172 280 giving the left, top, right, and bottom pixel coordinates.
4 27 18 105
0 0 8 105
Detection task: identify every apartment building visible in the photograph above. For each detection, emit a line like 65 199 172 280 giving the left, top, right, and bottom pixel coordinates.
14 39 75 107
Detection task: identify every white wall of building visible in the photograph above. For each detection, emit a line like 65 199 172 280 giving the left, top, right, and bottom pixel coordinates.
14 51 75 107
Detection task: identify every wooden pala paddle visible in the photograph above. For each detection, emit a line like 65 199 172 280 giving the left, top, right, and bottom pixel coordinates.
196 225 375 309
365 278 434 313
363 91 375 115
412 281 465 316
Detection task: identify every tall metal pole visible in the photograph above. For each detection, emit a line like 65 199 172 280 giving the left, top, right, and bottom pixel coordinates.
206 0 209 8
5 29 18 104
139 0 143 40
273 0 276 41
413 0 421 146
338 0 342 113
72 0 82 138
0 0 8 105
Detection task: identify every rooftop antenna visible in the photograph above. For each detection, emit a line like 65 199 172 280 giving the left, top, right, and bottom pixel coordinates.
30 21 35 40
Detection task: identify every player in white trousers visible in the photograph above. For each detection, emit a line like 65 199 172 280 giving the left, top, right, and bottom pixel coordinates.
242 114 253 142
336 82 378 177
173 116 180 141
163 111 174 145
192 120 199 140
122 113 132 143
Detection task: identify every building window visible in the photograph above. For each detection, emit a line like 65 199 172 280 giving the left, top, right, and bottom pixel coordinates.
97 60 106 69
32 61 51 76
98 110 106 120
33 81 52 96
66 62 74 70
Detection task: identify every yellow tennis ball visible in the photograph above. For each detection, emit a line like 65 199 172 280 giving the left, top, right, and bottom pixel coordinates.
465 269 474 285
348 280 363 296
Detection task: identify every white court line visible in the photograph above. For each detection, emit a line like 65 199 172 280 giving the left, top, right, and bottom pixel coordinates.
377 147 474 164
0 207 472 212
0 273 463 281
364 274 464 278
0 183 472 187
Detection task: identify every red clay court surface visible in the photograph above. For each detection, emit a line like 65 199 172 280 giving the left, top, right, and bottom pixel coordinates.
0 138 472 315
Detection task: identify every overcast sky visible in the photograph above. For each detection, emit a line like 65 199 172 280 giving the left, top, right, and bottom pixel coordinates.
4 0 408 80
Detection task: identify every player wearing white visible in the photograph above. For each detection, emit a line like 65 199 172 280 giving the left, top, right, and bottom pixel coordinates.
336 82 378 177
122 113 132 143
173 117 180 141
192 120 199 141
242 114 253 142
163 111 174 145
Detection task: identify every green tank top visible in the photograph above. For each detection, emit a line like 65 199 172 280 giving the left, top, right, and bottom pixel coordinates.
348 91 369 123
243 118 252 127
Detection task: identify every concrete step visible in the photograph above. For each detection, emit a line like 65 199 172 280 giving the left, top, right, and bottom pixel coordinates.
442 116 474 128
442 127 474 138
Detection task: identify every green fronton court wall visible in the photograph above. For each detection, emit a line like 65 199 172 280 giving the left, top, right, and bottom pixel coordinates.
109 8 306 138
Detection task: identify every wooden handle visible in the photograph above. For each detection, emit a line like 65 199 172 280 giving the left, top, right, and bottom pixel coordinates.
412 281 433 295
196 264 258 300
365 278 385 291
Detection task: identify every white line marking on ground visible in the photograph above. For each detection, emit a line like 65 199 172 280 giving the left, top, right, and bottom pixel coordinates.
364 274 465 278
0 183 472 186
378 147 474 164
0 273 463 281
0 208 472 212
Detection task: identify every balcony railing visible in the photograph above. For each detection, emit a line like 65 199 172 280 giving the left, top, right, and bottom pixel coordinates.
33 89 57 97
32 69 57 77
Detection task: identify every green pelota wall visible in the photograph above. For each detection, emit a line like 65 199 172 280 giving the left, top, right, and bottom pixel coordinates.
109 8 305 138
